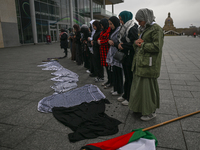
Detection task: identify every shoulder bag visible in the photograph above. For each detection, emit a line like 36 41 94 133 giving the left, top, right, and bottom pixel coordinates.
113 50 126 63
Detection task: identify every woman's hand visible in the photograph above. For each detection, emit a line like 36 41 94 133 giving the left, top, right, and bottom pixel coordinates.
91 41 93 46
98 40 101 45
108 40 114 46
118 43 123 50
135 38 144 47
88 37 91 41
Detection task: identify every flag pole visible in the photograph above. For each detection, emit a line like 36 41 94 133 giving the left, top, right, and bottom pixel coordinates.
142 110 200 132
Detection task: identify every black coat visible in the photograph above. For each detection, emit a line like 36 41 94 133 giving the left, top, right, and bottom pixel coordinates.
92 29 102 55
117 23 138 65
52 99 121 142
75 31 81 44
60 32 68 49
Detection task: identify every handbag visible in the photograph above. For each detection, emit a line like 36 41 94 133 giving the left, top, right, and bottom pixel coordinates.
113 51 126 63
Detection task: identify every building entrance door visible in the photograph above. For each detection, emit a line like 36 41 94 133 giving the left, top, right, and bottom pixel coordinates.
48 21 70 42
50 29 57 42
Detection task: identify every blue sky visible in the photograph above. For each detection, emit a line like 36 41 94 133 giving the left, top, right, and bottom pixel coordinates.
106 0 200 28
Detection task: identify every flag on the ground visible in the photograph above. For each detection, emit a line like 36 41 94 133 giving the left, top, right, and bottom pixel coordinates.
80 128 157 150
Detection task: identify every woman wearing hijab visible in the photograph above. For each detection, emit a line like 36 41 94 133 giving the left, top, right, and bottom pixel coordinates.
73 24 82 65
91 21 104 81
80 24 90 70
59 29 68 58
95 18 111 82
88 20 96 77
129 8 164 121
68 28 76 60
106 16 123 95
117 11 138 106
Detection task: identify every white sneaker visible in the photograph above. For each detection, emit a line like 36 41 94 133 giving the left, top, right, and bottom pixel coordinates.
110 90 114 94
112 91 120 96
102 82 109 86
117 96 125 102
86 70 91 73
95 77 104 82
104 84 112 89
121 100 129 106
140 113 156 121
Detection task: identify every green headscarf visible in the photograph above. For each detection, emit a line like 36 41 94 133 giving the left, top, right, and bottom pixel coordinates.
68 28 73 32
119 11 133 24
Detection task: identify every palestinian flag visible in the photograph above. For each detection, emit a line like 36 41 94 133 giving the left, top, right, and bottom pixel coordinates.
81 128 157 150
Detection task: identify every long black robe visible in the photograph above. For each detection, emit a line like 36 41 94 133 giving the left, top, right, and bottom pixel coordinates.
52 99 121 142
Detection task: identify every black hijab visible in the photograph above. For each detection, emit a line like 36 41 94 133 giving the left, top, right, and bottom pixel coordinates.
93 21 101 31
109 16 120 37
99 18 109 31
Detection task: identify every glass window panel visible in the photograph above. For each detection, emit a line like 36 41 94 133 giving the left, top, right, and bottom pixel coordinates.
40 3 48 13
23 23 33 43
41 14 48 20
36 14 41 19
73 0 75 11
55 7 59 15
66 0 69 11
34 1 40 11
40 0 48 3
48 0 59 5
53 0 60 7
61 8 67 18
85 0 89 9
15 0 20 16
17 17 23 44
50 16 56 20
36 20 43 42
35 1 41 19
49 5 55 14
41 20 48 42
61 0 66 8
79 0 83 9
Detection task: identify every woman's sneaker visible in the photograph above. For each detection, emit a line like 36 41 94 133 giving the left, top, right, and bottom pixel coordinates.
95 77 104 82
117 96 125 102
112 91 120 96
140 113 156 121
121 100 129 106
86 70 91 73
110 90 114 94
102 81 109 86
104 84 112 89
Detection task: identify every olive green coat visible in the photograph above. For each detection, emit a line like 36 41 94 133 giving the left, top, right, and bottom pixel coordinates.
132 23 164 78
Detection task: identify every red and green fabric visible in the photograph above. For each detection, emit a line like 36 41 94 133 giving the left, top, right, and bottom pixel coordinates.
81 128 157 150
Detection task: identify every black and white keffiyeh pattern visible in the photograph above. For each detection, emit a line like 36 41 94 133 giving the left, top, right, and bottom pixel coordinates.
118 20 135 43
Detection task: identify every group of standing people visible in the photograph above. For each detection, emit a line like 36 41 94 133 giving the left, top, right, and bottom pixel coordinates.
59 8 164 121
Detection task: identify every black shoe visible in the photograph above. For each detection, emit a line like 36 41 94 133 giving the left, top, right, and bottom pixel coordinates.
89 73 97 77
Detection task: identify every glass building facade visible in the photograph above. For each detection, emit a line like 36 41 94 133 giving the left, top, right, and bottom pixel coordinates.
15 0 120 44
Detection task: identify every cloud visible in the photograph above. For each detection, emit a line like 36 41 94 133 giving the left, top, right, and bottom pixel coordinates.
106 0 200 28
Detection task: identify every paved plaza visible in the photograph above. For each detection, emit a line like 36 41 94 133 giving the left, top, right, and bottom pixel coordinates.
0 36 200 150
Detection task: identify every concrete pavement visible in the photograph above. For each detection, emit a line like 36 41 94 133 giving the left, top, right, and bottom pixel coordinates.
0 36 200 150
